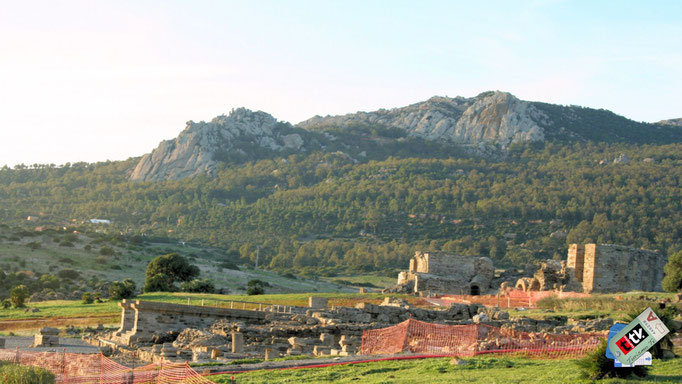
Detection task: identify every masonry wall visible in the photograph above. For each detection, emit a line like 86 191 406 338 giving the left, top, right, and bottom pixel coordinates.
412 252 476 276
113 300 266 345
566 244 585 283
581 244 666 293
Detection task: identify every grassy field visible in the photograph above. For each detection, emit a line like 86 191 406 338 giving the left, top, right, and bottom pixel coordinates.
512 291 681 321
209 355 682 384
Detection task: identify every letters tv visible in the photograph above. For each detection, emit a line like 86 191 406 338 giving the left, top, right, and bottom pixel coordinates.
617 324 649 355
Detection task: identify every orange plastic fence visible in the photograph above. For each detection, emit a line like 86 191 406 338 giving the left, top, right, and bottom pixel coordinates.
437 289 590 308
361 319 604 358
0 349 214 384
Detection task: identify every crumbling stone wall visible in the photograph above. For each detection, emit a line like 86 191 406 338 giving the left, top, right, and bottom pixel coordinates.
112 300 265 346
395 251 494 295
580 244 666 293
518 244 667 293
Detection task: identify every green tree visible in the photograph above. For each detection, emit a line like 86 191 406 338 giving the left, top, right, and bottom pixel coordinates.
81 292 94 304
146 253 200 282
246 279 265 295
662 250 682 292
10 285 30 307
109 279 137 299
144 273 174 292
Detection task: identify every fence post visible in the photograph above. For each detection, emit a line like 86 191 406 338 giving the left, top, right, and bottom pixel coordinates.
15 346 20 364
201 299 204 306
62 348 66 378
99 353 103 384
507 296 511 308
187 297 190 305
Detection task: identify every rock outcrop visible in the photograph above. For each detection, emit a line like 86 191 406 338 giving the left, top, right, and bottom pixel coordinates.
130 92 682 181
130 108 307 181
298 91 545 148
656 118 682 127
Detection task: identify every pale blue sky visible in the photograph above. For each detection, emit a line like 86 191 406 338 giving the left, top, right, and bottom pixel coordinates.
1 0 680 166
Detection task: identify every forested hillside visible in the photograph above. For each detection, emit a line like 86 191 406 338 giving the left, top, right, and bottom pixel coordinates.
1 140 679 276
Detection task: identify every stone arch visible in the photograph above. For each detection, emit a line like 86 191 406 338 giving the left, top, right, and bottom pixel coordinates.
529 278 541 291
515 278 528 292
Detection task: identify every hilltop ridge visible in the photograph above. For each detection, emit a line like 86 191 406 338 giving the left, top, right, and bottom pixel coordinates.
130 91 682 182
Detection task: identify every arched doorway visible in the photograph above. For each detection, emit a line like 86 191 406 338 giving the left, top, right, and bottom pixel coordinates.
470 285 480 296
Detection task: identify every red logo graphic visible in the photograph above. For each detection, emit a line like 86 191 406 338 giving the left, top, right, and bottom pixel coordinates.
647 311 657 322
616 336 634 354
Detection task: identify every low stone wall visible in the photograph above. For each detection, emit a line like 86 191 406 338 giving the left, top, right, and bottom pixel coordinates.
112 300 266 345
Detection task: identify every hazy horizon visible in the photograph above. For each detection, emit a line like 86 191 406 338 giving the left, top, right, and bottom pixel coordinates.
1 0 681 167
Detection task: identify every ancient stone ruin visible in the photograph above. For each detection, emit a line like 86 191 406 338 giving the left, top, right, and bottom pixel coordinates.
566 243 666 293
394 251 494 295
97 297 492 363
33 327 60 347
515 244 667 293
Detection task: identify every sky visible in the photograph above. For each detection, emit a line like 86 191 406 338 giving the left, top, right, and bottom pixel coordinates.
0 0 681 166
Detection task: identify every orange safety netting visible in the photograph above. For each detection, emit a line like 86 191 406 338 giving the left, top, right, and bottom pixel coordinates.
361 319 604 358
436 289 591 308
0 349 214 384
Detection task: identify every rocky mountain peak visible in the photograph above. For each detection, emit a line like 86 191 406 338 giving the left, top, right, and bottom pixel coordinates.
297 90 545 147
130 92 682 182
130 108 305 181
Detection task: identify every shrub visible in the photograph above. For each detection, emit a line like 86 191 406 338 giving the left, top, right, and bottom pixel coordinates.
99 246 115 256
180 279 215 293
59 240 74 247
575 339 648 380
26 241 41 250
246 279 265 295
10 285 30 307
57 269 80 280
39 274 60 290
109 279 137 300
2 299 11 309
0 362 55 383
144 274 175 292
58 257 75 264
84 244 92 251
81 292 94 304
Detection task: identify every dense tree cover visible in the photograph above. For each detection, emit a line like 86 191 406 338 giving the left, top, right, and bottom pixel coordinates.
0 142 680 275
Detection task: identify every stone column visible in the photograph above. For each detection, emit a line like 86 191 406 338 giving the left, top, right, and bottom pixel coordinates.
232 332 244 353
264 348 274 360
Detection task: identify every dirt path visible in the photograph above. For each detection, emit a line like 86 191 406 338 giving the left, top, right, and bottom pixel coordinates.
0 314 118 331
